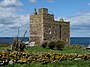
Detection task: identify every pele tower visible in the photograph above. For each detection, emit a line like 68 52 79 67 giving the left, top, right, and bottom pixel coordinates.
30 8 70 46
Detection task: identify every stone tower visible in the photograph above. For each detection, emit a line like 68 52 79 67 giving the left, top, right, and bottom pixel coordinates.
30 8 70 45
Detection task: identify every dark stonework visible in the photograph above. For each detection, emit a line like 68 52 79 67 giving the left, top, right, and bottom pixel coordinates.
30 8 70 46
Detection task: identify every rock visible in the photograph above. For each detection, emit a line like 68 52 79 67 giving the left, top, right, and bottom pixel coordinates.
74 58 83 60
9 60 14 65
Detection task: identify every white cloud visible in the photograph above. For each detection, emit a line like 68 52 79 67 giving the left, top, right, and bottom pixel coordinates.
28 0 54 3
69 12 90 26
68 11 90 37
0 0 23 7
47 0 54 3
88 3 90 6
29 0 36 3
0 12 30 37
0 0 30 37
55 17 70 22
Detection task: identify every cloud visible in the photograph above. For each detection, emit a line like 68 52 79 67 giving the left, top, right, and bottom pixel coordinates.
0 11 30 36
55 17 70 21
69 11 90 26
68 11 90 37
0 0 30 37
47 0 54 3
88 3 90 6
70 13 90 26
0 0 23 7
29 0 36 3
28 0 54 4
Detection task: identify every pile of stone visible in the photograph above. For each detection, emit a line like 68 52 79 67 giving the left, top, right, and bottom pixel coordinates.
0 51 90 66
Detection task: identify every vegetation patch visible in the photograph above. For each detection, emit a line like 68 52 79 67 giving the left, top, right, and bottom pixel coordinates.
55 40 66 50
48 41 55 50
42 42 47 48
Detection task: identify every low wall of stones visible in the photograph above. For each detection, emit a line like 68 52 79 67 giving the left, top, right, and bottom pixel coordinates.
0 51 90 65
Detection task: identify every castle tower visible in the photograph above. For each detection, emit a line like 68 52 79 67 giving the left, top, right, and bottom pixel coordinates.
30 8 70 45
30 8 44 45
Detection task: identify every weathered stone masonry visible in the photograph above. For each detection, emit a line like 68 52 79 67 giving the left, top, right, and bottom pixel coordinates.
30 8 70 45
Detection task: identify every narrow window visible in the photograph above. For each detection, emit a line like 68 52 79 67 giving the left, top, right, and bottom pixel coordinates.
49 29 51 34
49 26 52 34
59 25 61 39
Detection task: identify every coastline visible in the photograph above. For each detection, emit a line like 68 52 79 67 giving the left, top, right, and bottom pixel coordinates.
0 37 90 46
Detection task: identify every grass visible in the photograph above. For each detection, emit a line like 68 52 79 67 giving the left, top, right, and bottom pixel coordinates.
0 44 10 51
0 46 6 51
24 46 90 54
5 60 90 67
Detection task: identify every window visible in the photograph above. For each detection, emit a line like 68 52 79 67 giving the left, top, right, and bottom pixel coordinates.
49 30 51 34
49 28 51 34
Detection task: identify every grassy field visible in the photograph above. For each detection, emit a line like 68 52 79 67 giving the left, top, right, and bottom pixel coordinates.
0 46 6 51
24 46 90 54
5 60 90 67
0 46 90 67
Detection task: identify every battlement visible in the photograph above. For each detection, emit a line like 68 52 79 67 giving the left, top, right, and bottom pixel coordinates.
38 8 48 14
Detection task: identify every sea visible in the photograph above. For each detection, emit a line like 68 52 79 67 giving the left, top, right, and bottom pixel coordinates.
0 37 90 46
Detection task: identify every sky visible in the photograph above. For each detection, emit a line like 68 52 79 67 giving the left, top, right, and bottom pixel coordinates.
0 0 90 37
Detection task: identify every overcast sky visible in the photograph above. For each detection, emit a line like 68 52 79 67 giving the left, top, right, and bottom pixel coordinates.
0 0 90 37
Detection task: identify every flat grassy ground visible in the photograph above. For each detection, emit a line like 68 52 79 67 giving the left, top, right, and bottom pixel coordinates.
0 46 90 67
5 60 90 67
0 46 6 51
24 46 90 54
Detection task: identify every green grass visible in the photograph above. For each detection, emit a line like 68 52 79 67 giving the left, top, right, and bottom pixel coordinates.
5 60 90 67
24 46 90 54
0 46 6 51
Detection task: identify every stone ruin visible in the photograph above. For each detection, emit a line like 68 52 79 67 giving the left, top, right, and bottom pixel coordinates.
30 8 70 46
